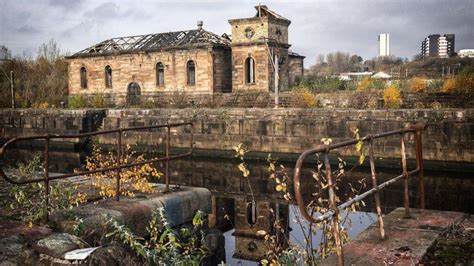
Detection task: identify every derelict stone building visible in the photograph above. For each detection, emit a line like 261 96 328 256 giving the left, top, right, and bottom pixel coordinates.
66 5 304 106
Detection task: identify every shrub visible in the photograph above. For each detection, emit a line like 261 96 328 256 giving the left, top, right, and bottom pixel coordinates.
106 208 208 264
442 77 457 93
7 154 87 225
409 77 428 93
356 77 371 91
357 77 387 91
383 84 401 108
294 76 350 92
69 95 87 108
85 145 160 199
290 86 317 108
443 70 474 94
32 102 51 109
91 93 108 108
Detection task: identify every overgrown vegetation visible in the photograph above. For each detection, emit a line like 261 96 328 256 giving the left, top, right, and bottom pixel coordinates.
84 145 161 199
0 41 68 108
293 76 354 92
233 136 369 265
383 84 402 108
290 86 317 108
106 207 209 265
6 154 87 225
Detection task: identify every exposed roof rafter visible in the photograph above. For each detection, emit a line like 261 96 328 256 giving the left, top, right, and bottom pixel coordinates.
68 29 231 58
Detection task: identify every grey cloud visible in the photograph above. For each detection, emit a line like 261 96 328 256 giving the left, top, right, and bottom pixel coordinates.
1 0 473 66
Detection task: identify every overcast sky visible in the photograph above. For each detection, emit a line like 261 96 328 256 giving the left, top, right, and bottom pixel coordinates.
1 0 473 66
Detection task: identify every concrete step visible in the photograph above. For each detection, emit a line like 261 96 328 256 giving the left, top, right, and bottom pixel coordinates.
322 208 468 265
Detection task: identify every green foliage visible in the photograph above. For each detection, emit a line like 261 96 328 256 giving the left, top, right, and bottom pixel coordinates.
294 76 353 92
7 154 87 225
357 77 387 91
68 95 87 108
91 93 109 108
106 208 208 264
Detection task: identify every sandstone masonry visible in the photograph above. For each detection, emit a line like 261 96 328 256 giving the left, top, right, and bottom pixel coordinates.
66 5 304 106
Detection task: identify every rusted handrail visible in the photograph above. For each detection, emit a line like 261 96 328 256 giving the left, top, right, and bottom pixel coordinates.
0 122 193 219
292 123 426 266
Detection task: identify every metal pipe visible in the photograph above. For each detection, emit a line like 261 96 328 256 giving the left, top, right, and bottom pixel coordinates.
0 123 193 185
415 129 425 209
10 70 15 109
368 139 385 240
44 135 50 222
324 152 344 266
400 133 410 218
165 125 170 192
314 169 419 223
116 129 122 201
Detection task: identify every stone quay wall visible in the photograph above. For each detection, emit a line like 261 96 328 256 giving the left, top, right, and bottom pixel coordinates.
0 108 471 164
0 109 106 145
100 108 473 163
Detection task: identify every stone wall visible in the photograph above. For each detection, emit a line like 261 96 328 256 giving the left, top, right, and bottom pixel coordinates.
67 47 231 105
288 55 304 87
0 109 106 144
1 108 471 164
101 108 473 163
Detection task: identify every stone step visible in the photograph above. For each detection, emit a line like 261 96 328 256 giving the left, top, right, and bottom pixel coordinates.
322 208 468 265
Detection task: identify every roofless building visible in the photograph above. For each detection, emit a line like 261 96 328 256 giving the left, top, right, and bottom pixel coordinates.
66 5 304 106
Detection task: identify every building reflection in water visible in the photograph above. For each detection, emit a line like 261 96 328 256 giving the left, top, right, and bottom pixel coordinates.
3 149 473 263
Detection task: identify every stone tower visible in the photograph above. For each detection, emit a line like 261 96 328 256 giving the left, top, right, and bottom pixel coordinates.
228 5 291 92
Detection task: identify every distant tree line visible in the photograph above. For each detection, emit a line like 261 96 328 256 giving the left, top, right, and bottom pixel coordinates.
0 39 68 108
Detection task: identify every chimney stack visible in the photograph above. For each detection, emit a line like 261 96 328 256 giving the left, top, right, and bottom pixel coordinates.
197 21 203 30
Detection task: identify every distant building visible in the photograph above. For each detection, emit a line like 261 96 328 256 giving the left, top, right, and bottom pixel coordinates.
421 34 455 58
378 33 390 57
459 49 474 58
372 71 391 79
338 71 373 81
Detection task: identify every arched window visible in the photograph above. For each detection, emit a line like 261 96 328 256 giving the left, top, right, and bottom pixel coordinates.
187 60 195 86
127 82 141 106
104 65 112 88
80 67 88 89
156 62 164 86
245 57 255 84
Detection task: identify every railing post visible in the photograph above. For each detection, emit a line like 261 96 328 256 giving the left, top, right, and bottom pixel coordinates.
115 129 122 201
165 125 170 193
368 138 385 240
44 135 50 222
324 152 344 266
400 133 410 218
414 128 425 209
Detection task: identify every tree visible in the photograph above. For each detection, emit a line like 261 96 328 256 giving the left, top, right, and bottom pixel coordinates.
350 55 363 65
0 45 11 60
37 39 61 62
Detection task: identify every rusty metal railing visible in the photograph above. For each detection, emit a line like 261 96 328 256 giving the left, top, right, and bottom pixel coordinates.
0 122 193 220
293 123 426 266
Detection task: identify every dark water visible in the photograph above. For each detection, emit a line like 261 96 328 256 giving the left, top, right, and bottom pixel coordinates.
2 147 473 265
